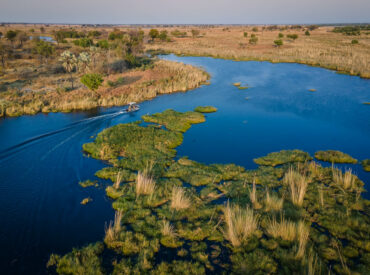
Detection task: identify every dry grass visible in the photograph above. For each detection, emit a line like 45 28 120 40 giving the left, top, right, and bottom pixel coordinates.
136 165 156 197
170 186 191 210
332 167 356 190
114 170 123 189
223 202 259 247
296 221 310 258
249 178 261 209
264 191 284 212
146 26 370 78
104 211 123 243
161 220 176 237
283 167 309 206
266 215 297 241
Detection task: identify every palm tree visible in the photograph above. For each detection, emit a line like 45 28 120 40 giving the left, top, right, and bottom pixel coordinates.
60 51 77 89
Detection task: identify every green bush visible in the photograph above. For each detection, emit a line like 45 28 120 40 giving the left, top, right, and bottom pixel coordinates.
73 38 93 48
287 34 298 40
305 30 310 36
81 73 103 91
351 39 359 44
274 39 283 47
278 33 284 38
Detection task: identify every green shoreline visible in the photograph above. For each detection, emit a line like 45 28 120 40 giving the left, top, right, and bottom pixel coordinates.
48 107 370 275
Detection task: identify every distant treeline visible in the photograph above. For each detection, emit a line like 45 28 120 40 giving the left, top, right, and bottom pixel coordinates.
333 25 370 35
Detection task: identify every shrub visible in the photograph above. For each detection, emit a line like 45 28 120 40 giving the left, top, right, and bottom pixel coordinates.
149 29 159 40
159 30 168 41
305 30 311 36
106 59 127 73
74 38 93 48
80 73 103 91
97 39 109 49
278 33 284 38
287 34 299 40
249 36 258 45
191 29 200 38
243 32 248 37
274 39 283 47
252 27 258 32
351 39 359 44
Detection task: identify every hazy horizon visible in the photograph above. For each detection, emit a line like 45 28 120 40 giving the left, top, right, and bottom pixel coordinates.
1 0 370 25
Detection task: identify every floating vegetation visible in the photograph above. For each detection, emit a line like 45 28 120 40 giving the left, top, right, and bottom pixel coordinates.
308 89 317 92
254 149 312 167
238 86 249 90
363 102 370 105
194 106 217 113
80 197 92 205
315 150 358 164
142 109 205 132
362 159 370 172
233 82 241 87
78 179 98 188
49 108 370 274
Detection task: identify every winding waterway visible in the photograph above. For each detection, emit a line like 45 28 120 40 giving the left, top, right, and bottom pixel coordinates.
0 55 369 274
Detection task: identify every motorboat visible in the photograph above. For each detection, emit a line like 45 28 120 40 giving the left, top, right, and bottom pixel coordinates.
125 102 140 113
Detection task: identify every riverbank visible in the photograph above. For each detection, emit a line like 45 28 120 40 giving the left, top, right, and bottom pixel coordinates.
146 26 370 78
0 60 209 117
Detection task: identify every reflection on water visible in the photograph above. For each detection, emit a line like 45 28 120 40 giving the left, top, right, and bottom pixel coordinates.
0 54 369 274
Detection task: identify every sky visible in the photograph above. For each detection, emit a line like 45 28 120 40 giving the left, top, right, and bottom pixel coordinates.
1 0 369 25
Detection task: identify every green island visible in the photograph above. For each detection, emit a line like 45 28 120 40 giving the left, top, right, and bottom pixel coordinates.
314 150 358 164
362 159 370 172
47 108 370 274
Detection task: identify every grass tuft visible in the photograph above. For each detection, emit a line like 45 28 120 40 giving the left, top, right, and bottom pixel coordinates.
170 186 191 210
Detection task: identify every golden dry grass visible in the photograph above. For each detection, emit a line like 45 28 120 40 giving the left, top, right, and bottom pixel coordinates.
114 170 123 189
146 26 370 78
136 164 156 197
161 220 176 237
332 167 356 190
170 186 191 210
266 215 297 241
283 167 310 207
104 211 123 243
264 191 284 212
223 202 259 247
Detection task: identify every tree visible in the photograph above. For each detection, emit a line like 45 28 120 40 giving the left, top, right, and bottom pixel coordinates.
80 73 103 91
17 32 29 47
33 40 54 63
278 33 284 38
77 52 91 73
305 30 310 36
287 34 298 40
191 29 200 38
274 39 283 47
252 27 258 32
159 30 168 41
6 30 17 45
60 51 77 89
249 36 258 45
53 31 66 45
149 29 159 41
0 42 11 68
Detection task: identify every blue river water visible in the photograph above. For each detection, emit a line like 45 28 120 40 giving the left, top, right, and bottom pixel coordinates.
0 55 369 274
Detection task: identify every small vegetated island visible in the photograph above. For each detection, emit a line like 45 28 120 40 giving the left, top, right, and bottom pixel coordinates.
47 107 370 274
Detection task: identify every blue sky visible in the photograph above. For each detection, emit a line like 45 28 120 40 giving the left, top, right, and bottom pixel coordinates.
1 0 369 24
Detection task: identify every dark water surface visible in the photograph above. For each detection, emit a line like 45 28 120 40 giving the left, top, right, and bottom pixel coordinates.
0 55 369 274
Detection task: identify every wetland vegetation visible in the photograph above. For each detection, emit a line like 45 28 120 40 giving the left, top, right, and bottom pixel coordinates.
47 108 370 274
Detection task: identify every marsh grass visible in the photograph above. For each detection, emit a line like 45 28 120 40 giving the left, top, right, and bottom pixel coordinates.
264 191 284 212
161 220 176 237
170 186 191 210
249 178 262 209
266 215 297 241
105 211 123 243
296 221 310 258
136 164 156 197
332 167 356 190
283 167 309 206
223 202 259 247
114 170 123 189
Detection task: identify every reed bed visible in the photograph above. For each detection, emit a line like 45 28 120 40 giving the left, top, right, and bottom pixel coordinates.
104 211 123 243
264 191 284 212
283 167 309 207
332 167 356 190
170 186 191 210
223 202 259 247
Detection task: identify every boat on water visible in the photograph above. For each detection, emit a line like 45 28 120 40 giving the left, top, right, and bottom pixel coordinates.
125 102 140 113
